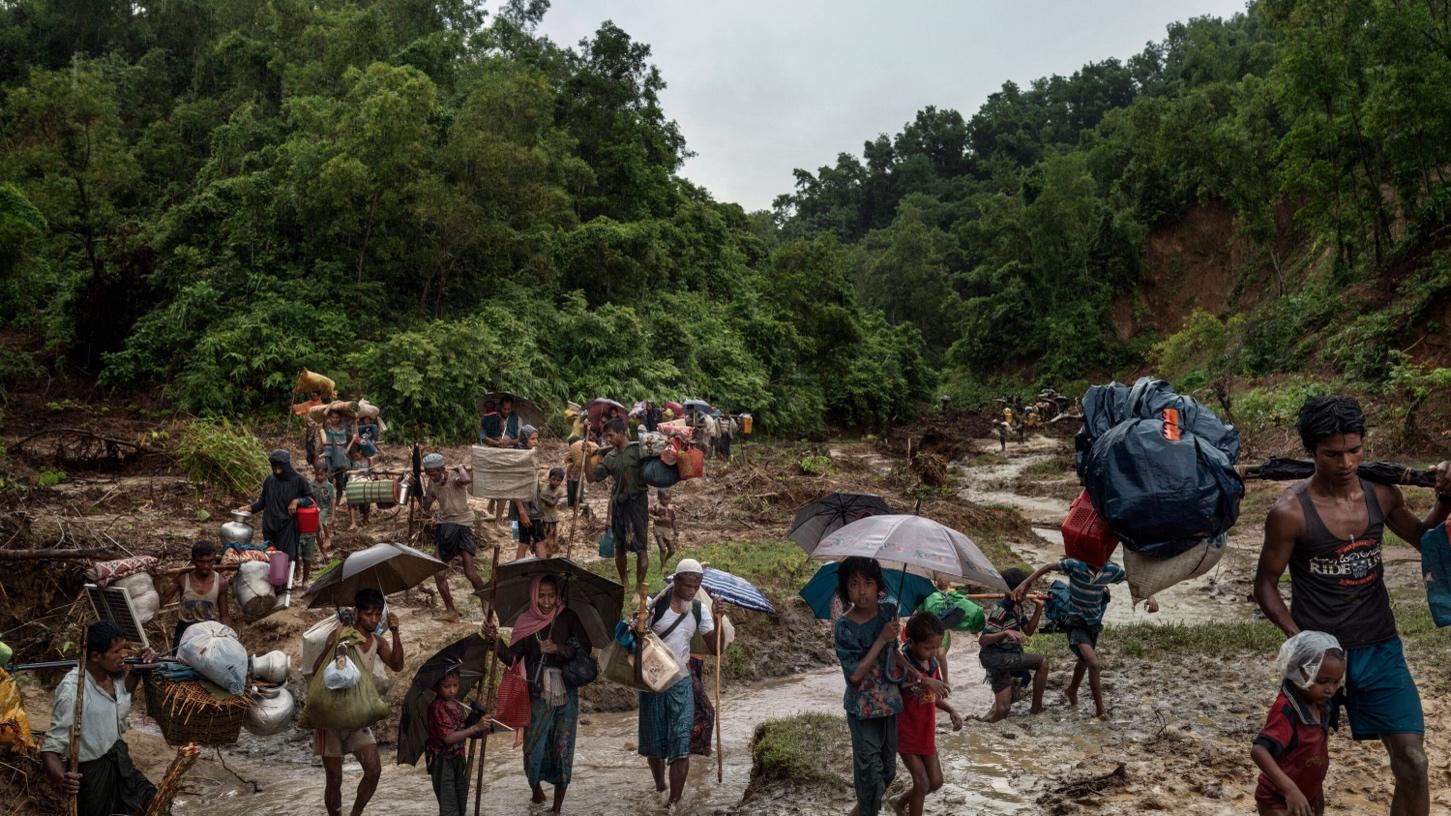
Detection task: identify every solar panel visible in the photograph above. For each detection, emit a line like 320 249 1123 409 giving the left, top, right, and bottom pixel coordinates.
84 583 150 651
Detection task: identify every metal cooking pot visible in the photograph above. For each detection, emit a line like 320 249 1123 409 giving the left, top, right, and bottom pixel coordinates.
243 685 295 737
250 650 290 684
221 510 254 547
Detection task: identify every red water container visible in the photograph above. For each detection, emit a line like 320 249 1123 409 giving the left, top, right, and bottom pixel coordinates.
296 503 320 535
676 447 705 480
1062 490 1119 568
267 548 291 588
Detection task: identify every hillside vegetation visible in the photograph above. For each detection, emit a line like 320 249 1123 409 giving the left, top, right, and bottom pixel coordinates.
3 1 1451 446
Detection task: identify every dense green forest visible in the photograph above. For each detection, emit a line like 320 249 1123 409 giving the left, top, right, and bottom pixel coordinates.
3 0 1451 442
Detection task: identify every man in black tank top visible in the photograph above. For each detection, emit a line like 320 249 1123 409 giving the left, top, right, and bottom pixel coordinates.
1255 396 1451 816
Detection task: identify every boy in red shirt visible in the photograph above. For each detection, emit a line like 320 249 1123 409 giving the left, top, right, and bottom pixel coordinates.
1251 631 1345 816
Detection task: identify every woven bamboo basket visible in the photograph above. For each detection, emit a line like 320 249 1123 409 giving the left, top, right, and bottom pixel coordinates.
144 676 253 746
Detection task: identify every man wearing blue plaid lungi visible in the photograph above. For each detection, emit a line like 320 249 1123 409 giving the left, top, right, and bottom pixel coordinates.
640 559 723 808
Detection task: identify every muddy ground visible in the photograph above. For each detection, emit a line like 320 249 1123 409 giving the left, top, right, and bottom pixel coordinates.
5 397 1451 815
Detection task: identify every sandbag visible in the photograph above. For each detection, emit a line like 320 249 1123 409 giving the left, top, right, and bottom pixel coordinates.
642 457 681 489
1076 378 1242 558
470 445 538 499
85 555 159 587
294 368 337 398
639 432 670 459
298 642 390 731
301 615 345 677
177 621 248 695
1122 534 1227 601
112 573 160 625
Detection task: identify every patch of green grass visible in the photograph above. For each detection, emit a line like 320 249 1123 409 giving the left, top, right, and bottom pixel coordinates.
1104 619 1284 660
799 454 833 476
586 537 813 613
749 713 848 786
35 470 66 487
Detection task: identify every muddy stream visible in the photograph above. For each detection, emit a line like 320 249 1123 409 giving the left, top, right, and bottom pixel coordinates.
139 435 1258 815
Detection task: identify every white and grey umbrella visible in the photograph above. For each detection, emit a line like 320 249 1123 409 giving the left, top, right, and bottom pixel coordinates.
806 514 1008 592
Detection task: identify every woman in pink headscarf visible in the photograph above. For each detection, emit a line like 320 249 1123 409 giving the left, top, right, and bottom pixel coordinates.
489 575 589 814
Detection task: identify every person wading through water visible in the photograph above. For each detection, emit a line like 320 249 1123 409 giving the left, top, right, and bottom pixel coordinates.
43 622 159 816
1255 396 1451 816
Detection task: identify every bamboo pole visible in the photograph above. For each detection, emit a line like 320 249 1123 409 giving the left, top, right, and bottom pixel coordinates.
67 642 87 816
714 621 723 784
471 542 503 816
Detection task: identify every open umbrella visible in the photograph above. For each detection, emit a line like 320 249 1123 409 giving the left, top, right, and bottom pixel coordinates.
788 493 894 550
397 633 493 767
692 567 775 615
476 392 546 429
476 557 624 649
302 542 445 608
682 399 712 413
586 397 625 414
807 514 1008 592
799 561 937 619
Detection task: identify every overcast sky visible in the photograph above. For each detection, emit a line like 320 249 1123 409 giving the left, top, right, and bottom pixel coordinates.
534 0 1249 212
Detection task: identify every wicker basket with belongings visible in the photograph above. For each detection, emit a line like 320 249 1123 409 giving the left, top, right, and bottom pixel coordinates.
144 671 255 746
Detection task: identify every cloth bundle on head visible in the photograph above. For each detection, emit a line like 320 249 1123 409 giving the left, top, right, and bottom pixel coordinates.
1276 630 1343 689
510 575 560 645
422 453 445 470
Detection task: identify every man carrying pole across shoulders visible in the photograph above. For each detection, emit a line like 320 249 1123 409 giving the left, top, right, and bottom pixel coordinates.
43 621 158 816
1255 396 1451 816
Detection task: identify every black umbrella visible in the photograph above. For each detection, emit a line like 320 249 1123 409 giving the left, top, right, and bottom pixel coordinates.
788 492 894 550
1241 458 1437 488
397 633 494 767
302 542 445 608
476 392 546 430
476 557 624 650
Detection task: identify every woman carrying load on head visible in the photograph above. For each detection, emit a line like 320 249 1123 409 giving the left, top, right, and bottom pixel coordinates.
481 575 590 815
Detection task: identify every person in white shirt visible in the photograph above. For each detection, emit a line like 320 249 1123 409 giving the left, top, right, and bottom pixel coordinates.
639 559 723 808
42 621 157 816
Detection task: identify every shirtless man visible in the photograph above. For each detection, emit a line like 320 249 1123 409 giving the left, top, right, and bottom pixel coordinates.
1255 396 1451 816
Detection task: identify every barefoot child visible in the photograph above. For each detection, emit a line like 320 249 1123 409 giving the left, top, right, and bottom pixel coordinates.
835 557 902 816
979 567 1048 722
893 611 962 816
1014 557 1155 718
834 557 944 816
300 460 335 586
1251 632 1345 816
650 488 677 571
426 669 493 816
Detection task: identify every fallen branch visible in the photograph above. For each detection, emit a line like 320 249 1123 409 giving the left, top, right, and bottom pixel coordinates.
0 547 125 561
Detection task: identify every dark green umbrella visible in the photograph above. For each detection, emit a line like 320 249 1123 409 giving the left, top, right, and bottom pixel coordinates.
397 633 493 767
476 557 624 650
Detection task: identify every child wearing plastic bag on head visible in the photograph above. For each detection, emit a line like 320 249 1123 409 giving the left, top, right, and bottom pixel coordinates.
1251 631 1345 816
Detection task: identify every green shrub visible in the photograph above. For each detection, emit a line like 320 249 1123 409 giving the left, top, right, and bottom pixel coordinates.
749 713 848 786
176 419 270 499
1232 377 1343 435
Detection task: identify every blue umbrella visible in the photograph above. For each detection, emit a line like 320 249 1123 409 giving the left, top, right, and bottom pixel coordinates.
700 567 775 615
799 562 937 620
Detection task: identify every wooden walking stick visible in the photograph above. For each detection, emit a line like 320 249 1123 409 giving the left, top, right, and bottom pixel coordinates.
67 638 88 816
714 620 723 783
471 542 503 816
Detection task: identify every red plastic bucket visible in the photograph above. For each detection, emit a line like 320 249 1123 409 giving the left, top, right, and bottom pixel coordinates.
1062 490 1118 568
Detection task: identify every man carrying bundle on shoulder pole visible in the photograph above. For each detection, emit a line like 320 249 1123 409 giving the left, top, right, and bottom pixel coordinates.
1256 396 1451 816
